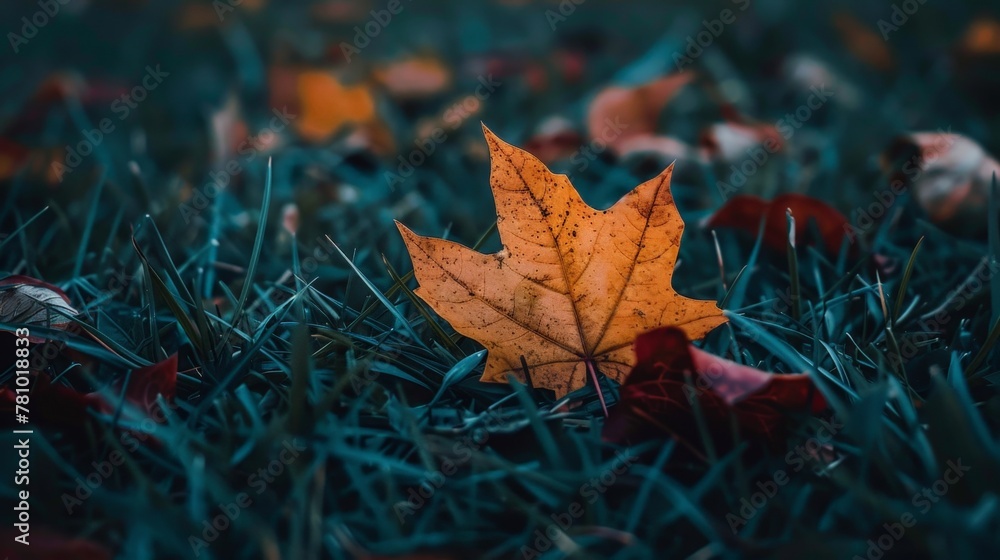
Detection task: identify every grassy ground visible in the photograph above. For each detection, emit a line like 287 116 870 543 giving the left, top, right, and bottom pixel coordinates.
2 0 1000 558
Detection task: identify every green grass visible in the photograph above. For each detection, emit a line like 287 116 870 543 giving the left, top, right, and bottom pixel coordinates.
4 161 999 559
3 1 1000 558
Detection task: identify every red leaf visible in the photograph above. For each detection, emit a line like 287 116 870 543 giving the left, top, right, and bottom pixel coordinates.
119 353 178 417
603 327 826 449
3 74 127 138
2 526 112 560
0 138 30 179
702 194 770 240
85 353 178 421
0 374 98 431
523 117 583 163
0 354 177 431
704 193 852 256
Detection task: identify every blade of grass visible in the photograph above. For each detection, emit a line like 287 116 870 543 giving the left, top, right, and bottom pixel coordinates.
326 236 429 350
133 234 164 361
425 349 487 410
718 265 747 311
381 254 462 356
133 234 201 360
72 168 107 280
893 236 923 324
989 174 1000 327
0 206 49 252
224 157 274 343
97 207 125 273
726 311 853 409
288 323 311 434
191 287 300 423
786 208 801 321
203 185 223 300
350 220 497 331
724 213 768 312
138 217 221 361
624 441 675 534
509 375 565 469
966 317 1000 379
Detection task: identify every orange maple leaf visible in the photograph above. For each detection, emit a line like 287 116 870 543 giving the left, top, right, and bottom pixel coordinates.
289 69 397 155
396 127 726 398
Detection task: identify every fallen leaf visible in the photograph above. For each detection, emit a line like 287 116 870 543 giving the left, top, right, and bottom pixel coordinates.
523 62 549 92
297 70 376 142
586 72 694 155
412 92 490 141
523 116 583 163
0 374 98 431
0 353 178 430
704 193 852 256
881 132 1000 237
782 54 861 109
342 121 396 156
175 4 223 29
0 142 65 185
3 74 127 138
523 129 583 163
373 56 452 99
959 18 1000 55
396 127 726 398
699 121 783 163
2 526 112 560
270 67 379 144
553 49 586 84
0 275 77 342
831 12 894 71
0 138 30 179
116 353 178 418
602 327 826 448
617 135 697 162
310 0 374 22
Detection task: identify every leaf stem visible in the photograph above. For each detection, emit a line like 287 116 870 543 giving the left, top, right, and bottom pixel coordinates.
586 358 609 418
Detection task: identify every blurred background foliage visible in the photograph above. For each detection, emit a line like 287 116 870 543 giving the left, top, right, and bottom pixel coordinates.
3 1 1000 559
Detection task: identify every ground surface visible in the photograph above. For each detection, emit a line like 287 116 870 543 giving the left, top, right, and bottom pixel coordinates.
1 1 1000 559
